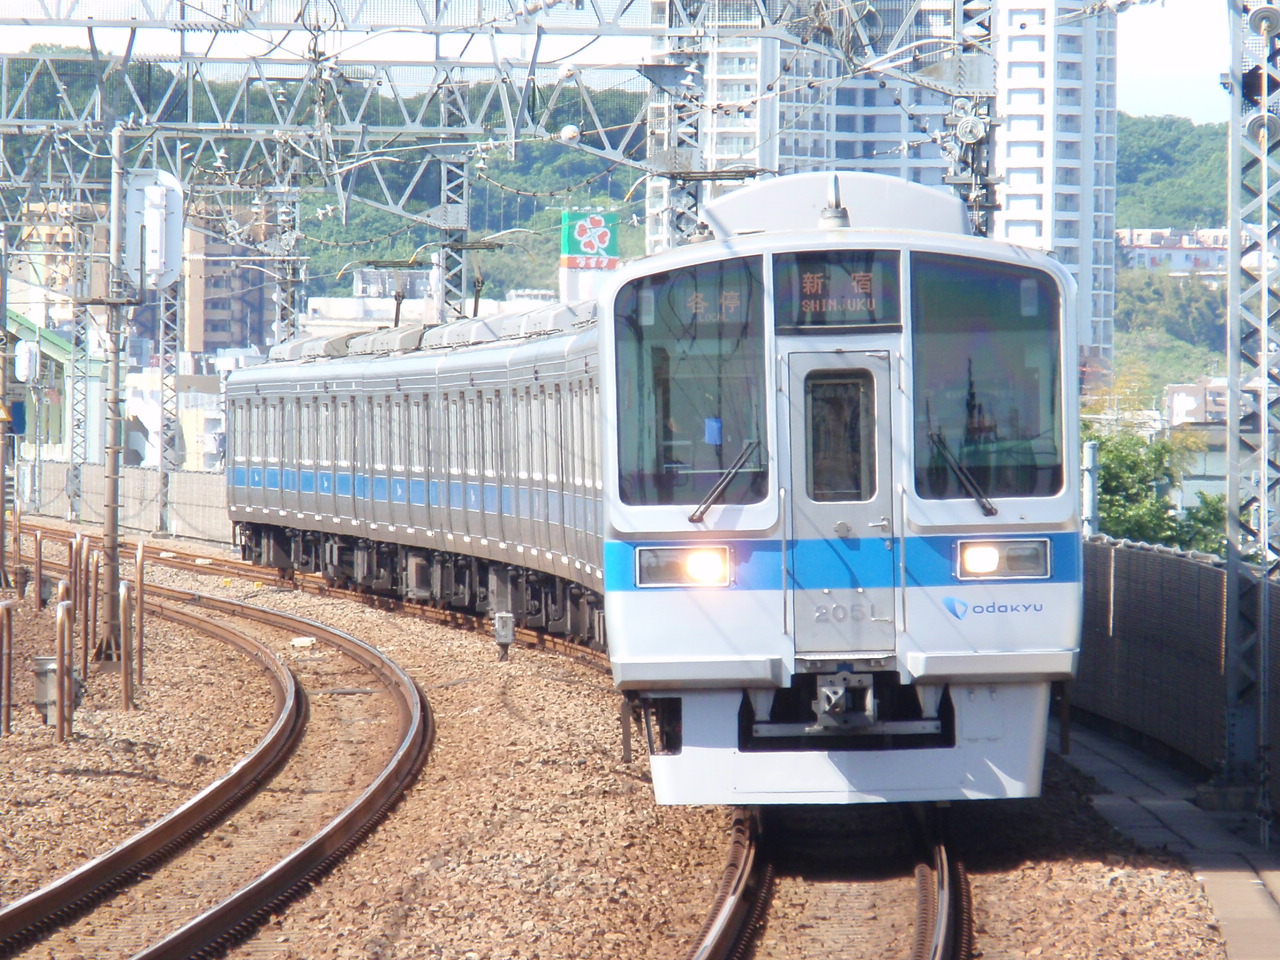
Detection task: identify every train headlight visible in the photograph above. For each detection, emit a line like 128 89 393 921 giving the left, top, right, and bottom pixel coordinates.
957 539 1050 580
636 546 731 587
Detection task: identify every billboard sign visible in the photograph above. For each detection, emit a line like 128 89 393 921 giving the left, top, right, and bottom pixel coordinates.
561 212 619 270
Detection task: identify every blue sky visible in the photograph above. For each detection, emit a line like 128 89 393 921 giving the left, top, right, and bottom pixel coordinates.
1116 0 1230 124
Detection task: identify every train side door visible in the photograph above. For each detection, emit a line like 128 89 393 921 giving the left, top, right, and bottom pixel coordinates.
786 351 897 656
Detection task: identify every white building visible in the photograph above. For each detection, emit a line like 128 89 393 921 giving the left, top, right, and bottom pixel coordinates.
991 0 1117 364
1117 227 1230 276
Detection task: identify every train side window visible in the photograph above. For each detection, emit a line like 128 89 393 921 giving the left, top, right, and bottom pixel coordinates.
298 401 312 466
423 397 434 474
266 401 280 463
234 401 249 463
587 381 600 489
517 389 530 480
391 401 404 471
337 401 351 467
806 371 876 502
373 399 385 469
548 386 561 484
318 401 332 466
465 397 477 477
284 400 297 465
409 401 423 472
484 396 496 478
571 384 584 488
532 387 545 482
447 398 460 475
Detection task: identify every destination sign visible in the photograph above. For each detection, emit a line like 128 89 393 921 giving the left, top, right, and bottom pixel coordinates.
775 250 900 328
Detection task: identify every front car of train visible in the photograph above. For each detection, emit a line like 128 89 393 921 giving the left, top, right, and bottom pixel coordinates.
600 172 1081 804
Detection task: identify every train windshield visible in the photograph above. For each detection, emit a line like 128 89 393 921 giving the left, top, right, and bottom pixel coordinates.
614 256 768 507
911 252 1063 501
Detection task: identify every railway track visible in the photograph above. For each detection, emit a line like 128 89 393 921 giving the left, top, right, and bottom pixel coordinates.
13 521 971 959
0 582 433 959
686 808 973 960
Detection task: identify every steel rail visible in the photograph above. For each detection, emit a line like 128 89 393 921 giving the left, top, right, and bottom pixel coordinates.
680 810 768 960
132 589 434 960
912 842 972 960
0 579 433 959
0 602 302 953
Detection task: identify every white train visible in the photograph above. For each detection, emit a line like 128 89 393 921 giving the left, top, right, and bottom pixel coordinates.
227 172 1082 805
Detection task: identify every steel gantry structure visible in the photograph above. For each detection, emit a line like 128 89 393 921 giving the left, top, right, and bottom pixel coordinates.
1228 0 1280 842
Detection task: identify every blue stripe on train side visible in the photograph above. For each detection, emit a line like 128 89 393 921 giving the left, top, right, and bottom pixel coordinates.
603 532 1081 592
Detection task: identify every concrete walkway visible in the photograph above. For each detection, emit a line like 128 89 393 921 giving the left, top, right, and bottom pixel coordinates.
1051 724 1280 960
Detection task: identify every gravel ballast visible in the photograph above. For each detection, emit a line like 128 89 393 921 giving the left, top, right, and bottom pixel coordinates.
0 545 1229 958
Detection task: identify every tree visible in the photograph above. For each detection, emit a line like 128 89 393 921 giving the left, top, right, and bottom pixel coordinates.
1113 269 1226 351
1092 431 1183 545
1090 430 1228 554
1116 113 1227 228
1176 492 1228 557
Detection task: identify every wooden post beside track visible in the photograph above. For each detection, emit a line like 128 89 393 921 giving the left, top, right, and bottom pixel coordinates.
0 599 11 735
120 583 134 709
134 540 144 686
11 501 19 585
90 549 101 660
55 599 71 742
33 530 43 610
79 539 90 671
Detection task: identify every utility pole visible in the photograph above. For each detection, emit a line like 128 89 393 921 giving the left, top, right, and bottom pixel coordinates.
102 122 127 658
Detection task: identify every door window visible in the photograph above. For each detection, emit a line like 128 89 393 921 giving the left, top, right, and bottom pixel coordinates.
806 371 875 502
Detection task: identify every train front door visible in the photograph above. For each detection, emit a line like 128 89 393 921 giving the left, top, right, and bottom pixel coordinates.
785 351 897 657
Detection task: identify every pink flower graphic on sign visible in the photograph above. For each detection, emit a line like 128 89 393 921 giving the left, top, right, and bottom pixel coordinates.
574 215 611 254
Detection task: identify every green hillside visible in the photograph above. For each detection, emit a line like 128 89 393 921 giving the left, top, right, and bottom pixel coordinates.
1116 113 1227 228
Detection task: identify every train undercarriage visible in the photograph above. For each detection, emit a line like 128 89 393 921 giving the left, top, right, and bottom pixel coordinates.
236 522 605 651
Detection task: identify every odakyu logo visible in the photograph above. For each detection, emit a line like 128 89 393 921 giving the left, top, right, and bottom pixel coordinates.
943 596 1043 620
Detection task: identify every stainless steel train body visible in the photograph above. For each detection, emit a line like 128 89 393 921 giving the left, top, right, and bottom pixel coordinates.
227 172 1082 806
227 304 607 639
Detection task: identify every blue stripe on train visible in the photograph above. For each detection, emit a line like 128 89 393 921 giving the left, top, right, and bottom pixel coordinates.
602 533 1081 592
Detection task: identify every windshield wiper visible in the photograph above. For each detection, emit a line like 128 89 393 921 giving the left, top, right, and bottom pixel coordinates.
688 440 761 523
928 431 998 517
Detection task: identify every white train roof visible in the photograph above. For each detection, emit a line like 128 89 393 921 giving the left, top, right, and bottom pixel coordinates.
702 172 971 239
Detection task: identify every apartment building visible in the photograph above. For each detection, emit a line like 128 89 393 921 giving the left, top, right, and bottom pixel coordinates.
991 0 1117 364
